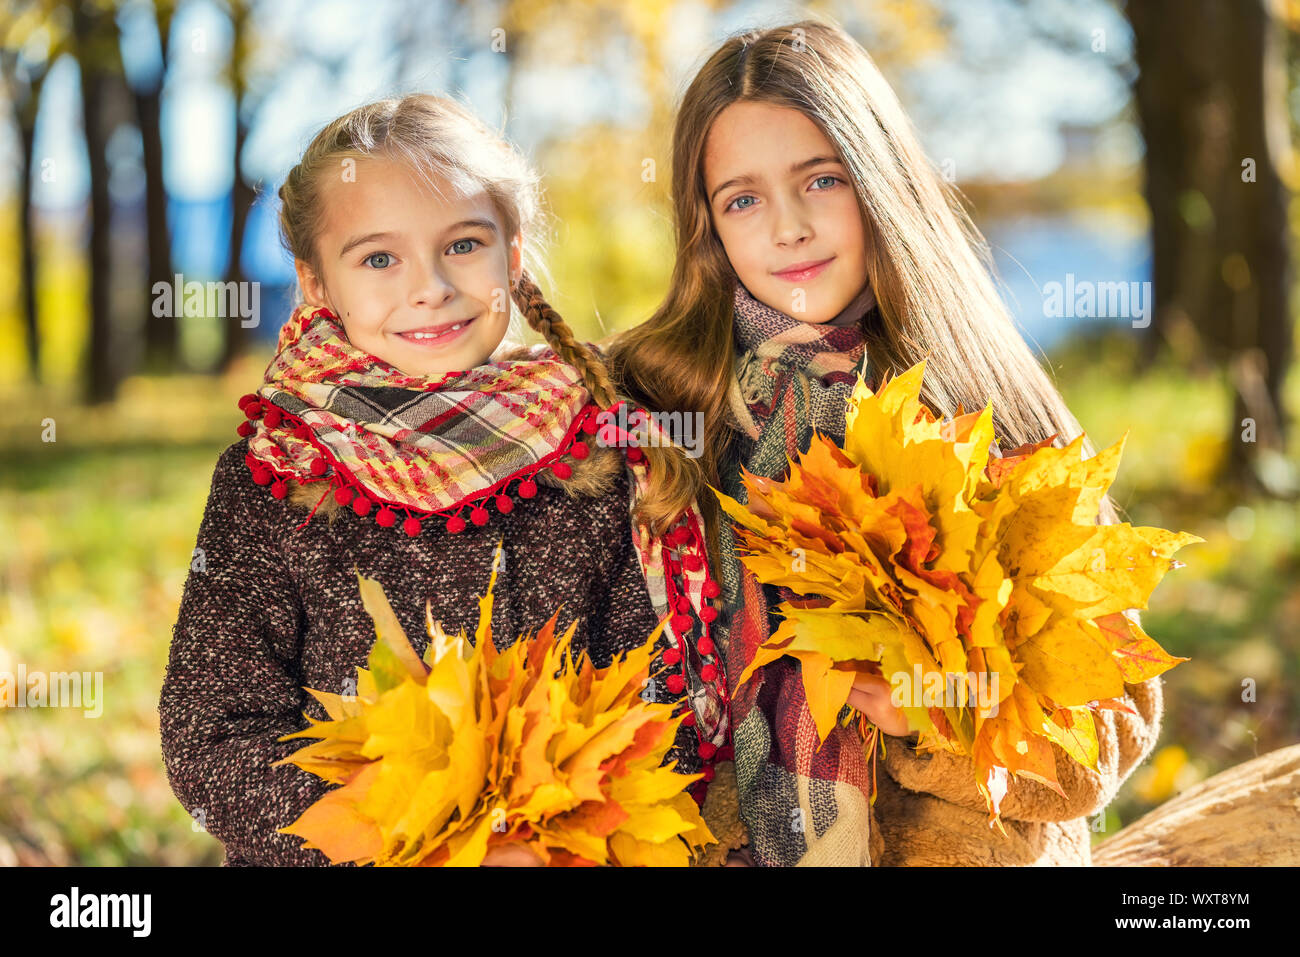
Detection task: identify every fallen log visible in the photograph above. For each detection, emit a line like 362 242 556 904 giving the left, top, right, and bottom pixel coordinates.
1092 744 1300 866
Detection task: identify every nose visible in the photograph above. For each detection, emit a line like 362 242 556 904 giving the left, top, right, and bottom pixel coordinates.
409 256 456 308
772 196 813 247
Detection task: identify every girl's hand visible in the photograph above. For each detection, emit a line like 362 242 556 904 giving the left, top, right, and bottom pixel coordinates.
846 672 910 737
481 844 546 867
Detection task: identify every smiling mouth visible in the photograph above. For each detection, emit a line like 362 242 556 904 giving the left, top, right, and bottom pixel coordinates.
773 257 835 282
395 317 476 345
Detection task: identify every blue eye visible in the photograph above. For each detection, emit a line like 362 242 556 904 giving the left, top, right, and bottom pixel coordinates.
448 238 481 255
811 175 841 190
364 252 391 269
727 195 756 212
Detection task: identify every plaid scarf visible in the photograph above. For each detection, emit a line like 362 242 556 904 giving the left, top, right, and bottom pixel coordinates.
717 281 878 865
236 303 729 802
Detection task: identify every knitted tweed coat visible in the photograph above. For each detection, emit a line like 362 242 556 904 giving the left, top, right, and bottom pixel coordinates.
160 434 701 866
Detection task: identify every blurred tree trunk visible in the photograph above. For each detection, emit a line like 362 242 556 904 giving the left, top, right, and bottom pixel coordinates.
72 0 125 404
1 11 60 383
1222 0 1294 488
1128 0 1293 492
218 0 254 370
15 75 43 382
18 107 40 380
135 0 178 372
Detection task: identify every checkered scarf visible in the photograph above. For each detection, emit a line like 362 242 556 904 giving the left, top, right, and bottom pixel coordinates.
716 282 879 865
243 304 594 517
238 303 729 801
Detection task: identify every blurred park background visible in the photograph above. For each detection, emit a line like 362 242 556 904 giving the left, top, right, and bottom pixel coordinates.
1 0 1298 865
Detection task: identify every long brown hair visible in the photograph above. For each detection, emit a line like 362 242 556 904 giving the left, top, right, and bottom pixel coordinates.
609 18 1123 542
277 93 624 467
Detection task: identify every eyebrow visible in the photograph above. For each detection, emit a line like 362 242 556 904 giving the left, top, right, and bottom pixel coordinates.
708 155 843 206
338 220 499 259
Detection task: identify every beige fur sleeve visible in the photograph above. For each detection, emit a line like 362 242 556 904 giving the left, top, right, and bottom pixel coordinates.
880 673 1164 823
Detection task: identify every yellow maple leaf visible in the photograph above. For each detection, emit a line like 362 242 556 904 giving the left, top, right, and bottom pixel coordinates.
273 542 715 866
712 358 1201 826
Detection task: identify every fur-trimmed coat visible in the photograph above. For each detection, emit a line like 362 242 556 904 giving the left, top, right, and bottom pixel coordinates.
869 674 1163 865
696 674 1164 866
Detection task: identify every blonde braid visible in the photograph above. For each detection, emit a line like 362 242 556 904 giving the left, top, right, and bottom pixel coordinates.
511 272 701 538
511 273 619 408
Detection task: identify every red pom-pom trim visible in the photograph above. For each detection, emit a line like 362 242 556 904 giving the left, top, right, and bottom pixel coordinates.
570 441 589 460
702 580 721 599
376 507 397 528
698 636 715 656
682 712 696 727
294 425 312 441
495 494 513 514
717 745 734 762
237 421 254 437
238 393 258 410
626 447 643 462
470 506 489 526
700 664 717 683
252 468 272 486
671 613 693 632
244 401 263 419
264 408 282 428
309 457 327 476
402 516 422 537
698 742 717 761
270 480 287 499
518 479 537 499
701 765 715 782
333 486 353 505
552 462 572 480
666 674 685 695
663 647 681 666
699 606 717 623
446 514 466 534
352 496 372 516
682 553 704 572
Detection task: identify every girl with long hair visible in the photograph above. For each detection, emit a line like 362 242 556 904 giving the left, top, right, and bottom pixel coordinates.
609 19 1164 866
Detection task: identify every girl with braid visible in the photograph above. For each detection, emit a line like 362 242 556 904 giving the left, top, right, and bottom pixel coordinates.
159 94 731 866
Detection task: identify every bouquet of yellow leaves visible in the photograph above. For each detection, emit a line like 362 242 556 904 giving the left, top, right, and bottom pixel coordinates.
273 545 715 865
714 359 1201 829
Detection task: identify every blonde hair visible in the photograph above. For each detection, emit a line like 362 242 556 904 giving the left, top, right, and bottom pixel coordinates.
609 18 1122 546
277 93 623 468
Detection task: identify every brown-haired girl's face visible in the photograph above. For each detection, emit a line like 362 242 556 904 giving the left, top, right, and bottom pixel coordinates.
703 100 869 323
294 156 520 378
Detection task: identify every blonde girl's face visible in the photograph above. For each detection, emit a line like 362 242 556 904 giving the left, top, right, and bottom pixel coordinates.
703 100 870 324
295 156 520 379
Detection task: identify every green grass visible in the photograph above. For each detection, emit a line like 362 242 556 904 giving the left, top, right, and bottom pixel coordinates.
0 359 267 865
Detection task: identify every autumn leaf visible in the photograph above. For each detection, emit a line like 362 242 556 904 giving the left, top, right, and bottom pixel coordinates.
712 358 1202 826
273 542 715 866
